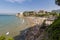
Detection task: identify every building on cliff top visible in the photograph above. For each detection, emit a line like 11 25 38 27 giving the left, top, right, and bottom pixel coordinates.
16 12 24 17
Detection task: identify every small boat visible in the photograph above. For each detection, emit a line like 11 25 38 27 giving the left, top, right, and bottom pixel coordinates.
6 32 9 35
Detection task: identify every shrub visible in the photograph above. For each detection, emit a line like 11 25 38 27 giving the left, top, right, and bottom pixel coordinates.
0 35 14 40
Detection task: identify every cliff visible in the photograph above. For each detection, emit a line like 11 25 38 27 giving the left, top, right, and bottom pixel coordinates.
14 21 47 40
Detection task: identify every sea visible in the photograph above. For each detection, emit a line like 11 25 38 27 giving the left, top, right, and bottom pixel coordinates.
0 15 30 37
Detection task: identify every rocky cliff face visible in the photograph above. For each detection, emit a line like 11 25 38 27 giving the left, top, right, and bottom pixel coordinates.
14 24 47 40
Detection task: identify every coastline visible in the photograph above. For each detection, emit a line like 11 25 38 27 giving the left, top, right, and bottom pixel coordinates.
5 17 46 37
12 17 47 37
0 16 48 37
0 16 56 40
13 17 47 40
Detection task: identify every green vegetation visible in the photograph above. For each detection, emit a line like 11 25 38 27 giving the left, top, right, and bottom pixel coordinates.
36 14 49 17
55 0 60 6
0 35 14 40
46 16 60 40
23 11 36 17
23 11 59 17
50 12 59 17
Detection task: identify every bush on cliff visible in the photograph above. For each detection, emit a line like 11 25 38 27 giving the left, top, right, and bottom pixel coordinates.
0 35 14 40
46 16 60 40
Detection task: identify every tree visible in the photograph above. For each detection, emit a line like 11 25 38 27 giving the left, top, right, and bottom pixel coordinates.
55 0 60 6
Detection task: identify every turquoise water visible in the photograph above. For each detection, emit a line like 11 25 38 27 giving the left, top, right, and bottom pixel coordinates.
0 15 27 36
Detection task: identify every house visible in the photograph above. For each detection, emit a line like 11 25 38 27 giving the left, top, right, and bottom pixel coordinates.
16 12 24 17
45 20 54 26
45 17 56 26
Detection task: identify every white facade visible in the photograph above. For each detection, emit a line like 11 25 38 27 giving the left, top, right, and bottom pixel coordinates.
16 12 24 17
45 20 54 26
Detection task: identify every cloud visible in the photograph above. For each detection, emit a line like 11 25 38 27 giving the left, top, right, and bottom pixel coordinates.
5 0 32 3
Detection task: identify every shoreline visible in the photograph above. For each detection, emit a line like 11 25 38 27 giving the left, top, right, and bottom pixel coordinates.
12 17 47 37
0 17 47 37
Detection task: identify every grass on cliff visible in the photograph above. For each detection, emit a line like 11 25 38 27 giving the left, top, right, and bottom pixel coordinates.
0 35 14 40
46 16 60 40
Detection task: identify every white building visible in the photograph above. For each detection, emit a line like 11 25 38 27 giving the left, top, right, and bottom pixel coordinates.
45 17 56 26
16 12 24 17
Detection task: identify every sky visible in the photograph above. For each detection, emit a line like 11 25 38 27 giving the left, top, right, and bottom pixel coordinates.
0 0 60 14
